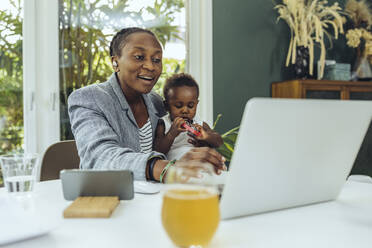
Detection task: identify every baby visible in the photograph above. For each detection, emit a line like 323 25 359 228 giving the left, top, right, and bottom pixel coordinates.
154 73 223 160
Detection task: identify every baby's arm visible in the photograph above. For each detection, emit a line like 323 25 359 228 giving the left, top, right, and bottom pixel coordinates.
153 118 186 154
190 122 223 148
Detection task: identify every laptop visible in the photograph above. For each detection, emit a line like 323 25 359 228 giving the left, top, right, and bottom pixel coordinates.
219 98 372 219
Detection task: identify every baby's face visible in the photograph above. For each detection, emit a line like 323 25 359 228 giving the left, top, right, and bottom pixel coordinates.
166 86 199 122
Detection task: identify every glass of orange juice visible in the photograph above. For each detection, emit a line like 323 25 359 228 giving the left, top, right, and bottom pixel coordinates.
161 162 220 247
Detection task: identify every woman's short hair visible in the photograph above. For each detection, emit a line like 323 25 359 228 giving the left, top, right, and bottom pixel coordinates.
163 73 199 101
110 27 157 57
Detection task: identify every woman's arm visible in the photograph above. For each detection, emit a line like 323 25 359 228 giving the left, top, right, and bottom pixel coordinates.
151 147 226 181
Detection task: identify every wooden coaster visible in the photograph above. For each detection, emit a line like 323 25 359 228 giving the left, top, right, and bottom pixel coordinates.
63 196 119 218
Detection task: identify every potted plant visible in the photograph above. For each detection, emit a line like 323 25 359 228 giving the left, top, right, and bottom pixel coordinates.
274 0 345 79
344 0 372 80
213 114 239 165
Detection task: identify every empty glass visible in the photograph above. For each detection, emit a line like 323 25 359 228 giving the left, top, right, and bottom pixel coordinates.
0 153 39 195
161 162 220 247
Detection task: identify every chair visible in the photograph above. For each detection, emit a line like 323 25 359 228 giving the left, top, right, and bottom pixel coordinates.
40 140 80 181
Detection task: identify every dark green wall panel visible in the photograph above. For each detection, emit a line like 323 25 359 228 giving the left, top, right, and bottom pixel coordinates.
212 0 371 175
212 0 352 133
213 0 292 133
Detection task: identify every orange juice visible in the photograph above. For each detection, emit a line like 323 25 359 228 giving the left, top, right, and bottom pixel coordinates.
161 186 220 247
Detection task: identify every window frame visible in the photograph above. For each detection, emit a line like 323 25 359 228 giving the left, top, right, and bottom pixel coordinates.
187 0 213 126
23 0 60 159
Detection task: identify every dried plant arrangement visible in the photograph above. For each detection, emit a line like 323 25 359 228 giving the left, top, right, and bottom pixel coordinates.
345 0 372 64
345 0 372 29
274 0 345 78
346 29 372 63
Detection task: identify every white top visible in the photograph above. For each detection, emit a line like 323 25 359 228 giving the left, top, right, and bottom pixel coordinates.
162 114 201 160
138 119 152 153
1 179 372 248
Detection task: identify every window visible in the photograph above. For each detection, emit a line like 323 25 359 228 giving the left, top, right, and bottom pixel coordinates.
0 0 212 158
58 0 186 140
0 0 24 154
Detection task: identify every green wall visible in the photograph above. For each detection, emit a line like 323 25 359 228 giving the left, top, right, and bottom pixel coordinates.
212 0 352 133
212 0 372 175
213 0 291 133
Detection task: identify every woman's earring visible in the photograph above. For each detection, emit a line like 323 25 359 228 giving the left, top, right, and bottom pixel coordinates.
113 61 119 72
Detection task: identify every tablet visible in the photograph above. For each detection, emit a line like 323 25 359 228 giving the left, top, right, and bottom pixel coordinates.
60 169 134 200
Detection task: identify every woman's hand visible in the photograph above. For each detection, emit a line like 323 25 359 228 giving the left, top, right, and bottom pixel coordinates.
177 147 227 174
168 117 186 138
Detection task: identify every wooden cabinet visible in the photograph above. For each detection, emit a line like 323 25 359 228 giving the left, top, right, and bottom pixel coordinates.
272 79 372 100
271 79 372 176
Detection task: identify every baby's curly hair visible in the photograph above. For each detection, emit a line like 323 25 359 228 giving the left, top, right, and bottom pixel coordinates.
163 73 199 102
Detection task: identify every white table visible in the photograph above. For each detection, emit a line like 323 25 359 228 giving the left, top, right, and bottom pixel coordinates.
2 180 372 248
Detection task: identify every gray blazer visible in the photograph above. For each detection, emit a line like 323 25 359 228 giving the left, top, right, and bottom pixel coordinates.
68 73 167 180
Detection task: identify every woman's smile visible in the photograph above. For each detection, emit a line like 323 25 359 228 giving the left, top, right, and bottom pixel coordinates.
137 75 154 81
137 74 155 84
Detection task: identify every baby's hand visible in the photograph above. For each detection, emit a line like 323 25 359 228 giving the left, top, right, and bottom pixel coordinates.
187 122 223 148
168 117 186 138
187 123 210 147
191 123 211 141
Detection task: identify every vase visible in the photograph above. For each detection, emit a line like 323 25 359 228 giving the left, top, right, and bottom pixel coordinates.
351 56 372 81
294 46 310 79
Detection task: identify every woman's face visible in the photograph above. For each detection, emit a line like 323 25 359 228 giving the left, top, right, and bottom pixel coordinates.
114 32 163 95
166 86 199 122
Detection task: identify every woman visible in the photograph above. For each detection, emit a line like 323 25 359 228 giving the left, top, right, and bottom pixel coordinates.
68 27 225 182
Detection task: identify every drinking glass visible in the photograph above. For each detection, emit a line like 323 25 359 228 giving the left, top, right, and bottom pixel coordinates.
0 153 39 195
161 162 220 247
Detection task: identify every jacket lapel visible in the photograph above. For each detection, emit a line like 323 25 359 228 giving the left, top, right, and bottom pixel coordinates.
143 94 160 138
108 72 160 135
108 73 138 128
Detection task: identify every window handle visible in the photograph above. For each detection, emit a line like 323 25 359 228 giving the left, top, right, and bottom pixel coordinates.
30 92 35 111
51 92 57 111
